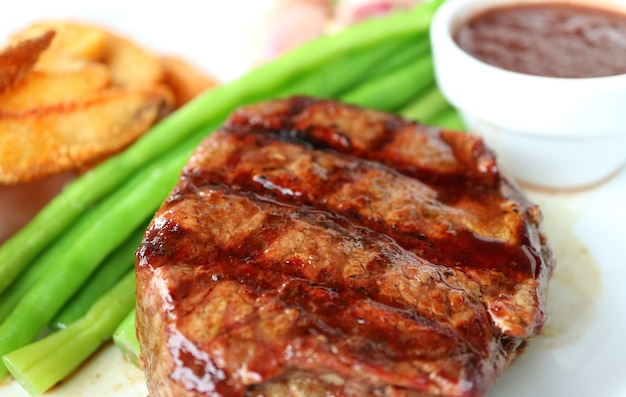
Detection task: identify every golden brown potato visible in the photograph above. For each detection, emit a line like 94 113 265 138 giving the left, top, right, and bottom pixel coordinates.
0 20 218 186
0 30 54 92
0 64 110 111
102 31 164 88
0 21 172 185
0 87 172 184
8 20 106 72
159 55 219 107
6 20 163 87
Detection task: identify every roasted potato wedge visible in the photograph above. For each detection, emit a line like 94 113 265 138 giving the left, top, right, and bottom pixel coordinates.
0 87 172 184
0 30 54 92
0 64 110 111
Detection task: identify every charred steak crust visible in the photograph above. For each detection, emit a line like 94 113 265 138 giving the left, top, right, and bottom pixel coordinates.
136 96 556 397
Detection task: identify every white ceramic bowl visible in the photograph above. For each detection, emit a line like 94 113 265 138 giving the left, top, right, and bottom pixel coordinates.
430 0 626 190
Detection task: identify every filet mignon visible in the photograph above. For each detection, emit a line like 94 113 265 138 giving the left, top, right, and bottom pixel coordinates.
136 96 555 396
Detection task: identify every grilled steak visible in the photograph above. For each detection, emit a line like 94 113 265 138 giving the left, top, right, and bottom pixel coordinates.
135 96 556 397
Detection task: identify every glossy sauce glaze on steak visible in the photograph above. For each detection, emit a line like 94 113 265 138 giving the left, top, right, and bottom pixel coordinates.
135 96 556 397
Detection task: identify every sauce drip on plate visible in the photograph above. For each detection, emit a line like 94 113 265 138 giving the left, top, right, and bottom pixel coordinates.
454 3 626 78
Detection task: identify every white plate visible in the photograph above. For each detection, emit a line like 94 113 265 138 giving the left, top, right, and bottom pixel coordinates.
489 170 626 397
0 2 625 396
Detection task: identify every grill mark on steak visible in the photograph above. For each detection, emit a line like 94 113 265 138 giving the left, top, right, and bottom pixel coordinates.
136 96 556 397
221 98 553 337
185 128 536 275
181 127 547 337
139 186 504 396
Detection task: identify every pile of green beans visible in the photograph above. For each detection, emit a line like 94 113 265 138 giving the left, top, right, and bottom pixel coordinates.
0 0 464 393
3 271 136 396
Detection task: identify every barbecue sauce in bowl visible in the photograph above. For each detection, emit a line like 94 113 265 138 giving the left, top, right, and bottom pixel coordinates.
453 3 626 78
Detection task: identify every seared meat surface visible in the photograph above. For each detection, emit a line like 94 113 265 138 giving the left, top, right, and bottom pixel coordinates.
135 97 555 397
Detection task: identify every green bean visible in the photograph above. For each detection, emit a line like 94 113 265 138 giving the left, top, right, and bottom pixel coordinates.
276 34 429 99
399 83 451 123
432 107 467 131
365 34 432 83
0 253 48 326
340 52 435 111
0 223 143 330
0 140 195 377
50 225 146 330
112 309 140 368
0 0 444 294
3 271 135 396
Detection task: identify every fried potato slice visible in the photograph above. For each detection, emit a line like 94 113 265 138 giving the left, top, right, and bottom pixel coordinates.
0 64 110 111
159 55 219 108
102 32 164 88
8 21 106 72
0 87 172 184
0 30 54 92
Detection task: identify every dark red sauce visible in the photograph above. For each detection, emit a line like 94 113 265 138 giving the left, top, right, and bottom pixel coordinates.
454 3 626 78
